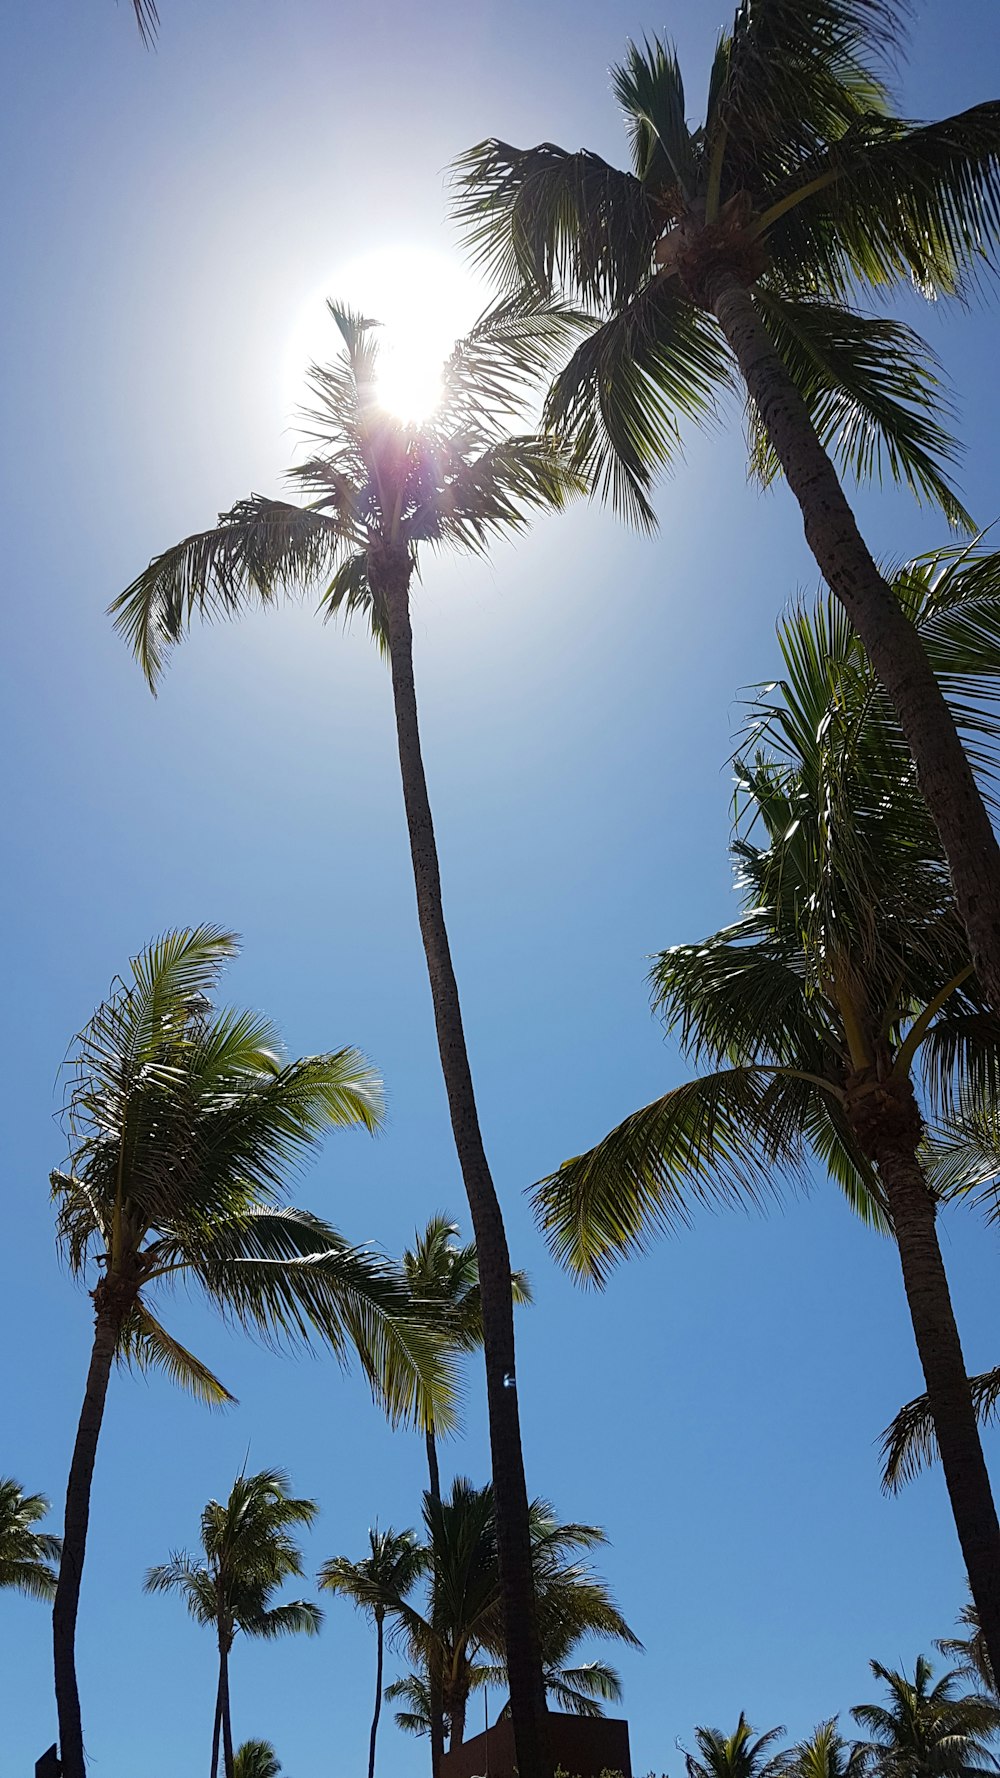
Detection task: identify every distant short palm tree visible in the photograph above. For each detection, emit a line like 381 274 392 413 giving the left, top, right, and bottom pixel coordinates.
852 1656 1000 1778
233 1743 282 1778
455 1 1000 1014
319 1526 426 1778
685 1717 790 1778
0 1479 61 1601
937 1600 998 1701
146 1469 320 1778
50 924 451 1778
112 294 585 1778
402 1215 532 1501
788 1722 866 1778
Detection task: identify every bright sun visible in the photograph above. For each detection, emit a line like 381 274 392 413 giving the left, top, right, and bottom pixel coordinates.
284 246 489 426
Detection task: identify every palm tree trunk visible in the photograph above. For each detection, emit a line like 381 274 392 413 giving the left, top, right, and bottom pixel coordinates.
219 1642 235 1778
855 1078 1000 1684
52 1292 121 1778
424 1422 446 1778
450 1690 468 1751
709 271 1000 1019
379 553 548 1778
211 1656 224 1778
369 1613 384 1778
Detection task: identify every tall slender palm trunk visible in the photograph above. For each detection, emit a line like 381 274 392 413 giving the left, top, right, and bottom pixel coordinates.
379 552 548 1778
709 272 1000 1019
211 1671 223 1778
848 1075 1000 1681
53 1292 121 1778
424 1422 446 1778
219 1642 235 1778
369 1613 385 1778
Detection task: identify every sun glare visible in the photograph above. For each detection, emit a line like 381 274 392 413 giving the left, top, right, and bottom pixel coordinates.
284 246 489 427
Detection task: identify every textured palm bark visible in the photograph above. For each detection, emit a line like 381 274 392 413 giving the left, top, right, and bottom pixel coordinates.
219 1642 235 1778
710 272 1000 1019
379 553 549 1778
53 1295 121 1778
424 1424 446 1778
369 1614 385 1778
450 1690 468 1750
210 1670 223 1778
849 1075 1000 1682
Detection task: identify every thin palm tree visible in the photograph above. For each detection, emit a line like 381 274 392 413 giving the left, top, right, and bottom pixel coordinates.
0 1480 61 1601
391 1478 639 1753
402 1215 533 1501
319 1526 426 1778
454 2 1000 1015
852 1656 1000 1778
685 1717 790 1778
146 1469 320 1778
532 549 1000 1681
233 1744 282 1778
50 923 452 1778
110 299 585 1778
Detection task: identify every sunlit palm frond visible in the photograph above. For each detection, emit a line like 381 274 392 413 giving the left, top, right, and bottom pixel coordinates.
437 294 593 442
747 292 973 530
0 1479 61 1600
409 435 584 554
110 499 345 687
117 1299 235 1407
531 1067 811 1285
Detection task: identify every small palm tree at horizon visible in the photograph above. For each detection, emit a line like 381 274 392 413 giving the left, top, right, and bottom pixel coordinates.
111 297 587 1778
386 1477 639 1753
685 1717 790 1778
233 1743 283 1778
852 1656 1000 1778
532 547 1000 1682
787 1721 866 1778
0 1479 61 1601
319 1526 426 1778
146 1469 320 1778
454 0 1000 1026
50 924 454 1778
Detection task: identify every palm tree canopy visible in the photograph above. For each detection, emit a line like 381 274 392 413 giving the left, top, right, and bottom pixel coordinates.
403 1213 533 1352
110 298 586 685
51 923 456 1427
531 547 1000 1283
937 1599 998 1699
788 1721 867 1778
852 1656 1000 1778
318 1524 427 1622
233 1743 282 1778
455 4 1000 528
685 1716 790 1778
145 1468 323 1652
0 1478 61 1601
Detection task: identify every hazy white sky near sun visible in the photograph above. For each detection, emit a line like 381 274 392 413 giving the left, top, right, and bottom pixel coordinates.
3 3 1000 1776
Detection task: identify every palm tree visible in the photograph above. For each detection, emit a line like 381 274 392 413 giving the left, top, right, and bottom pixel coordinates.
110 299 585 1778
146 1469 320 1778
319 1526 426 1778
0 1479 61 1601
852 1656 1000 1778
402 1215 533 1500
233 1744 282 1778
531 549 1000 1682
50 923 452 1778
391 1478 639 1753
788 1722 867 1778
454 3 1000 1017
685 1717 790 1778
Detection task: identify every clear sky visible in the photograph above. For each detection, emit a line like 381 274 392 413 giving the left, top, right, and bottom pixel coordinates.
3 2 1000 1774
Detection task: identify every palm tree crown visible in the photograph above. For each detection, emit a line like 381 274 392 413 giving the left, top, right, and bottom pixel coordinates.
0 1479 61 1601
685 1717 790 1778
233 1744 283 1778
319 1525 426 1625
852 1656 1000 1778
456 4 1000 530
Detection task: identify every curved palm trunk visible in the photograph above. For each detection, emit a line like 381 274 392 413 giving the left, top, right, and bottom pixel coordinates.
53 1294 121 1778
219 1642 235 1778
369 1612 385 1778
852 1078 1000 1683
424 1422 446 1778
379 554 548 1778
710 272 1000 1019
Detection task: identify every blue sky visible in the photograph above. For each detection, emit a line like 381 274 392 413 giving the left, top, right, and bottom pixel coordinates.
3 1 1000 1773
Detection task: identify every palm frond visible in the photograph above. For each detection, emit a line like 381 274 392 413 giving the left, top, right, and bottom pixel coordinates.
110 499 345 687
531 1066 810 1285
408 435 584 553
130 0 160 46
612 37 697 194
748 292 972 529
880 1367 1000 1491
117 1299 235 1407
437 293 593 442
